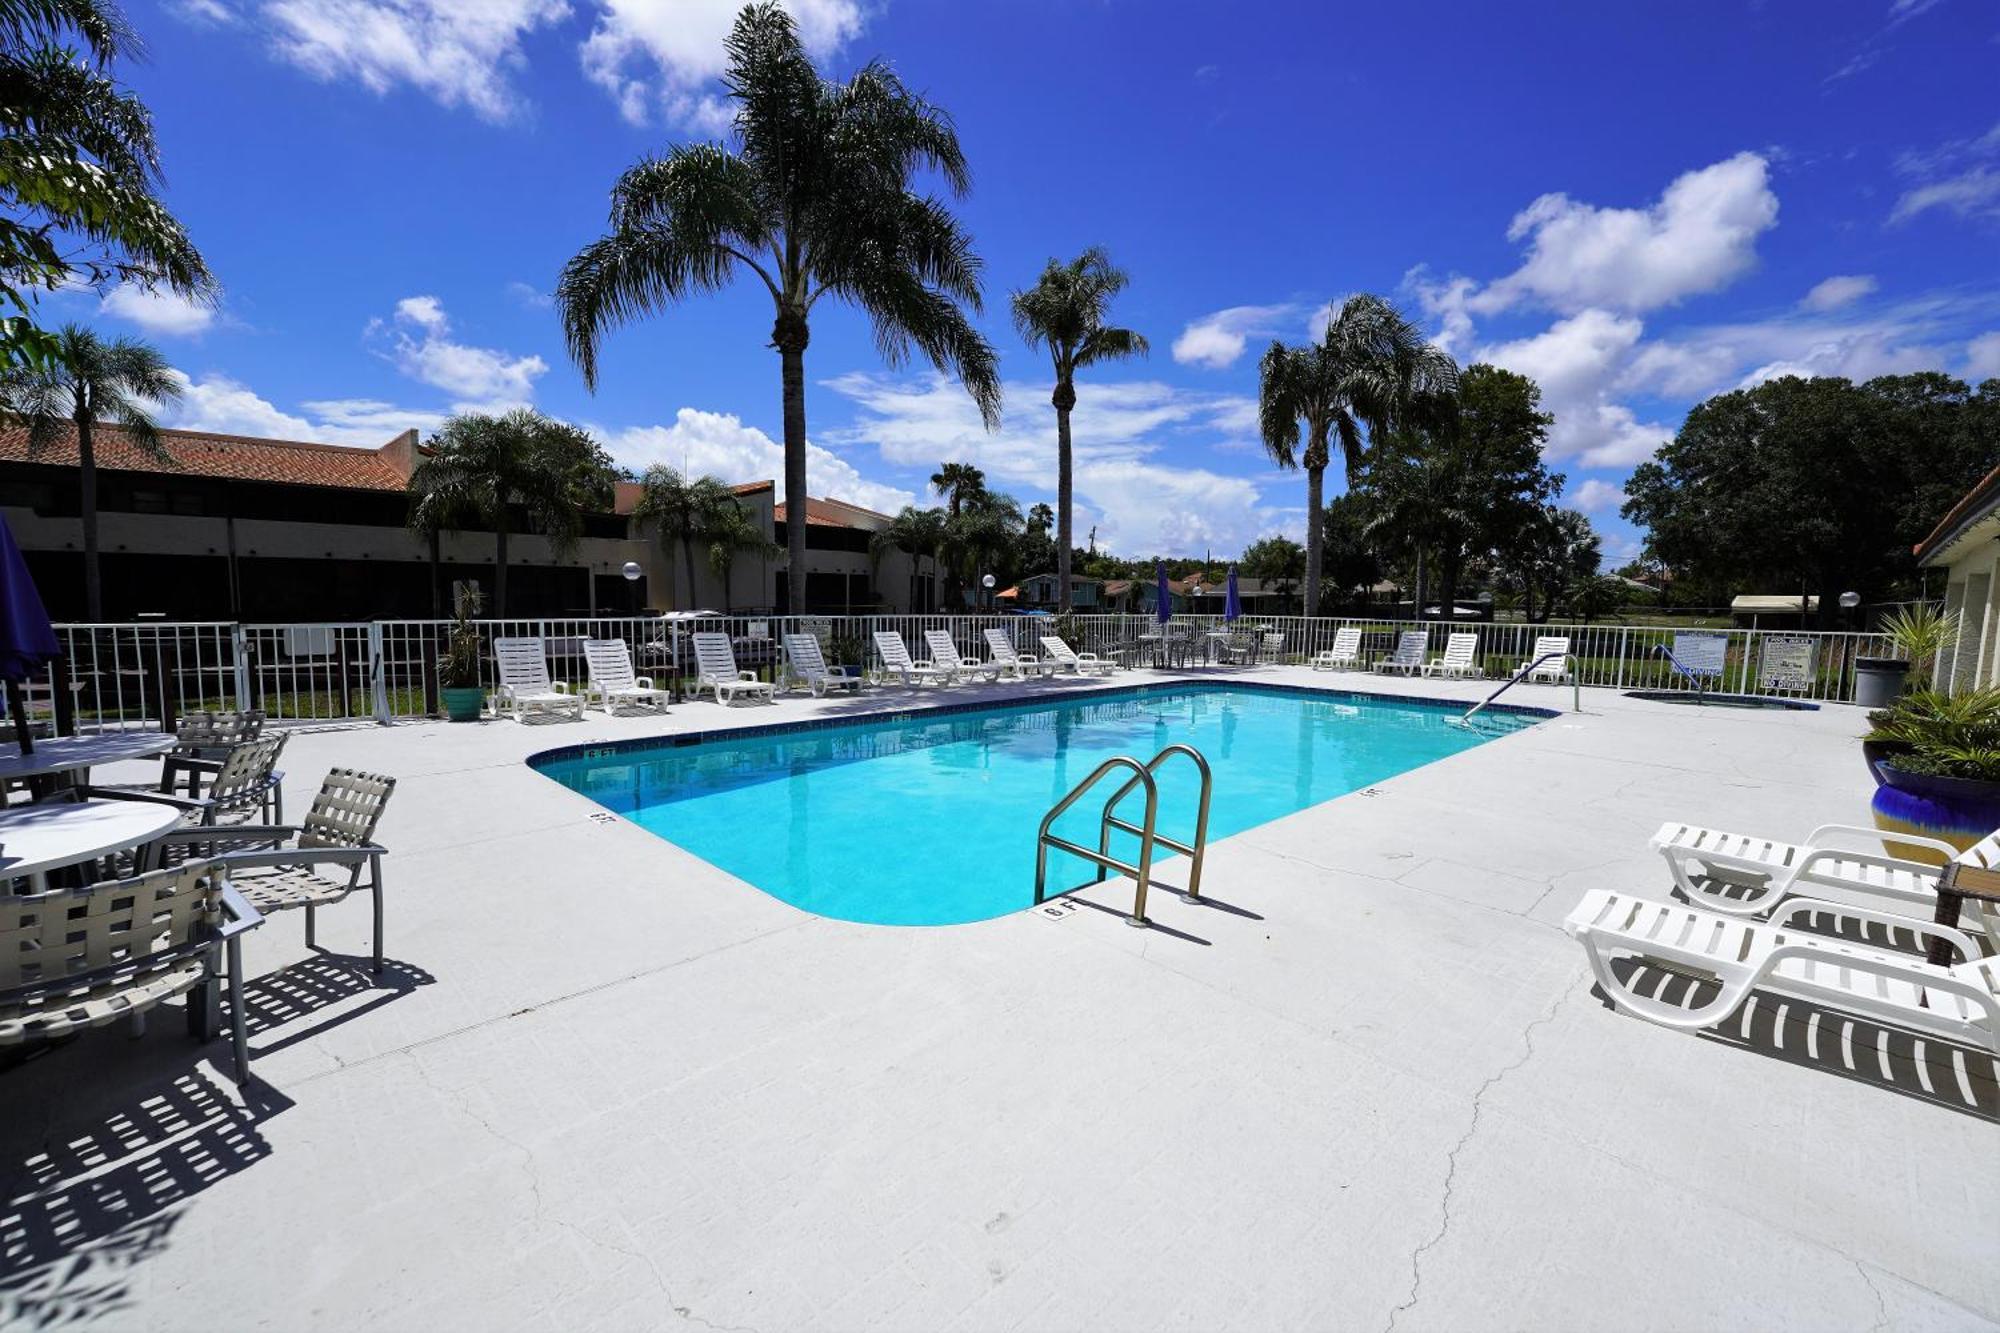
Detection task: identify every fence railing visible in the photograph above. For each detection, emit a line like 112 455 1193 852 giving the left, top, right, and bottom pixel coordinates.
20 614 1888 732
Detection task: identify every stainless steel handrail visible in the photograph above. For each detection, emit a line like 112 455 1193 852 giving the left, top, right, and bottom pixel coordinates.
1461 652 1581 722
1095 743 1214 902
1035 756 1159 926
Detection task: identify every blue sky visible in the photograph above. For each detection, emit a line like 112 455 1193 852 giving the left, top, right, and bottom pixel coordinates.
67 0 2000 564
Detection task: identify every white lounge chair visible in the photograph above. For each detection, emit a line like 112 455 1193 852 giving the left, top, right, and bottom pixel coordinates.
1517 635 1572 684
925 630 1002 682
784 633 862 696
1422 632 1483 679
1372 631 1427 675
1564 888 2000 1054
583 639 670 713
494 638 584 721
1039 635 1114 676
1309 627 1364 671
1650 821 2000 939
984 628 1045 679
872 630 948 687
691 632 776 706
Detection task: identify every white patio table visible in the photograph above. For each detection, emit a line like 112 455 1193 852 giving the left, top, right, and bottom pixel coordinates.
0 798 183 893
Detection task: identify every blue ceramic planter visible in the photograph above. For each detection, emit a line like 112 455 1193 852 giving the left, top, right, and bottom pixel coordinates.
1869 762 2000 862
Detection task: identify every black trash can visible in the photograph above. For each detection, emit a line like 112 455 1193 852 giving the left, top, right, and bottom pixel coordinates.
1854 656 1909 709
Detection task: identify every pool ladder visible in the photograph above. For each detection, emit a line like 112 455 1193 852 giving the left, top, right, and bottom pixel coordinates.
1033 743 1213 927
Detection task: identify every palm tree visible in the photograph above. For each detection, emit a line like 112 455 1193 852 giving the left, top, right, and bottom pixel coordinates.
1258 294 1458 614
405 410 615 617
930 461 986 518
0 0 214 370
2 324 180 619
1026 502 1054 533
942 488 1022 605
631 466 752 609
870 505 946 611
704 499 778 606
1010 248 1148 612
557 2 1001 615
1356 431 1473 618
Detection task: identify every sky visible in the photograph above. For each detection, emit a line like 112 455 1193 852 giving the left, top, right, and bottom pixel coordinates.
62 0 2000 565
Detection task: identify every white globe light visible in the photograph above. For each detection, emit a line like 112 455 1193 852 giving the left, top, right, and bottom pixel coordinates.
982 573 996 588
1839 591 1861 609
622 561 643 581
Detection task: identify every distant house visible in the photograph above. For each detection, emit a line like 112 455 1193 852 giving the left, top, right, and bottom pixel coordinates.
1183 575 1295 615
1101 577 1190 615
999 572 1104 610
1729 594 1820 629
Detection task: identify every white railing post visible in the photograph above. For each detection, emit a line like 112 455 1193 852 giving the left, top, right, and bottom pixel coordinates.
231 623 251 712
369 621 391 724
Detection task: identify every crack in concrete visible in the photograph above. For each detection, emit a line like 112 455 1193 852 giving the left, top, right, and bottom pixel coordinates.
406 1053 760 1333
1382 973 1583 1333
1854 1259 1891 1333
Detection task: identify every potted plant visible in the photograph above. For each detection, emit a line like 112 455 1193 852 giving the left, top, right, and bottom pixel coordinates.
438 585 487 721
1855 604 1958 708
1864 687 2000 858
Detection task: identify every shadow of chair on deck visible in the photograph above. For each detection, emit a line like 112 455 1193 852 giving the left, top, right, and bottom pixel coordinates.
238 953 436 1057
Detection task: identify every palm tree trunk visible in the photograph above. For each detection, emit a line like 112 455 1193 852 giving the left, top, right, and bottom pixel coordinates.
78 414 102 621
494 520 509 618
428 528 442 618
1056 395 1075 614
681 535 697 610
779 335 809 615
1412 548 1427 623
1303 464 1325 616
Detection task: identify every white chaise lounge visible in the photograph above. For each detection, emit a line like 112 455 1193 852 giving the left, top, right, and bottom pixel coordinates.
1422 632 1483 679
873 630 947 687
1517 635 1572 683
692 632 776 706
494 638 584 721
1650 821 2000 940
1040 636 1114 676
1564 888 2000 1054
1372 631 1427 675
584 638 671 713
925 630 1002 682
783 633 862 696
984 628 1045 679
1310 627 1364 670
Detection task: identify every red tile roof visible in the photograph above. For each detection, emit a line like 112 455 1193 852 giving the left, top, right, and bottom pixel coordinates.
774 495 890 528
0 419 410 492
1915 460 2000 562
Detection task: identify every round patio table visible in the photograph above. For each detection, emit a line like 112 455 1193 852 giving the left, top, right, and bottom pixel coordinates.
0 733 175 785
0 798 183 893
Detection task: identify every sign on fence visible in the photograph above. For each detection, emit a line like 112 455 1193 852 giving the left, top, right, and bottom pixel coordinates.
1671 632 1728 678
1758 636 1816 692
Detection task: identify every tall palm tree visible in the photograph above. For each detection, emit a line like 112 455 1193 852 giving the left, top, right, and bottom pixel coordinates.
2 323 180 619
1010 248 1148 612
942 487 1022 605
557 2 1001 615
870 505 946 612
1258 294 1458 613
405 409 615 617
930 461 985 518
1026 502 1054 533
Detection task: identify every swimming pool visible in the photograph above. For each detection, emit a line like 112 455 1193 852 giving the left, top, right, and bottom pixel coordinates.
531 683 1545 926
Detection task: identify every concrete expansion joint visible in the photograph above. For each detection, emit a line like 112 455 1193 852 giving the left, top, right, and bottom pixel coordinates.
1382 969 1585 1333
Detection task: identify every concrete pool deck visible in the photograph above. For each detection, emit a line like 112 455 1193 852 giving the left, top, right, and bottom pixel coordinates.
3 667 1995 1330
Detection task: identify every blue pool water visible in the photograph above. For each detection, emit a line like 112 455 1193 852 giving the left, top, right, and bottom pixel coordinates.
531 683 1542 926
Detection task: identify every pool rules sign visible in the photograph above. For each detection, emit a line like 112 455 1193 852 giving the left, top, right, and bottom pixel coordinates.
1758 637 1816 693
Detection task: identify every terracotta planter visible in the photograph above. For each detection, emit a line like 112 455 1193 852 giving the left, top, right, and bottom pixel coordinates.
1869 761 2000 863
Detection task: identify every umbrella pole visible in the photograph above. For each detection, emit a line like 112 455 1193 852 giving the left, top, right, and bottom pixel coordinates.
7 678 33 755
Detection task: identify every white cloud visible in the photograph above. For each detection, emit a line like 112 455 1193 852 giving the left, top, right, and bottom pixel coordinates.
596 407 914 517
1468 152 1778 315
1801 274 1878 311
99 284 216 336
1478 311 1672 467
1969 332 2000 383
1170 304 1299 369
822 372 1290 555
580 0 863 129
262 0 569 123
1569 478 1627 513
158 371 442 444
370 296 547 409
1891 122 2000 224
505 281 553 309
171 0 237 23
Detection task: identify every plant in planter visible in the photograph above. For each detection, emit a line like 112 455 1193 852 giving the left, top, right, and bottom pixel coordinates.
1858 604 1959 705
438 585 487 721
1863 686 2000 857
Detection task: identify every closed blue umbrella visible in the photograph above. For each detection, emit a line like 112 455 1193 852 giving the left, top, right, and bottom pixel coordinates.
1224 565 1243 623
1155 560 1172 625
0 514 61 753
